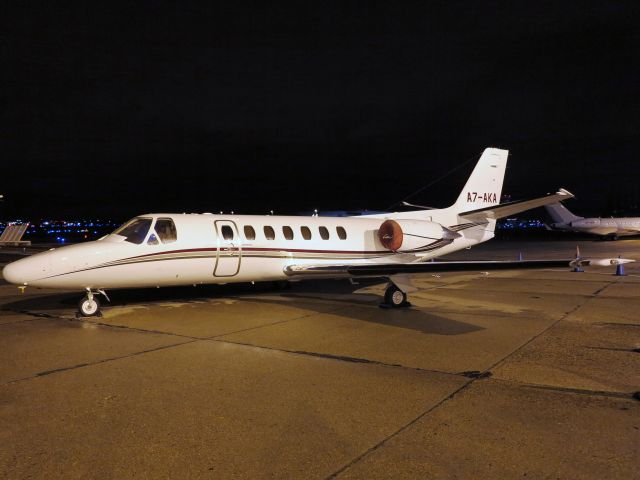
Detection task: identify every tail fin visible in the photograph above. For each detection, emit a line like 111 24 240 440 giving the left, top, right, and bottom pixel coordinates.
453 148 508 214
544 203 582 224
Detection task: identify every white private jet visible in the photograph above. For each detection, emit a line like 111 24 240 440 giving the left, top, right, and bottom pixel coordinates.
545 203 640 239
2 148 632 316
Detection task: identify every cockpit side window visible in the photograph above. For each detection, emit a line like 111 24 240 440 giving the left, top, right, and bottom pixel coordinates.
155 218 178 243
113 218 152 244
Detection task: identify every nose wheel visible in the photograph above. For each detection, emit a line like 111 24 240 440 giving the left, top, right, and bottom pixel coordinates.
380 284 411 308
77 290 106 317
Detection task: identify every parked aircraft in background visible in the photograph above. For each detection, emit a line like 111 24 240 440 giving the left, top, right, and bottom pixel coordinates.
545 203 640 239
2 148 632 316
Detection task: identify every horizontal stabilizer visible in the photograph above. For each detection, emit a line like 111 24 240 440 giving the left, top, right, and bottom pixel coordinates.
460 189 574 222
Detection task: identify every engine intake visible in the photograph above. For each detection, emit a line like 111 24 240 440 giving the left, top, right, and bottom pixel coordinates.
378 219 459 252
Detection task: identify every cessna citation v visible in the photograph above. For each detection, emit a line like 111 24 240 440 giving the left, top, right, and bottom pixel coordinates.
3 148 633 316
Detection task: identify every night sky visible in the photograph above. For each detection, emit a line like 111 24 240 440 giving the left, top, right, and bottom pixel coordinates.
2 2 639 220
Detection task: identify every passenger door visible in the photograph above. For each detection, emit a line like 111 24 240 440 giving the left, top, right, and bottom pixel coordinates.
214 220 242 277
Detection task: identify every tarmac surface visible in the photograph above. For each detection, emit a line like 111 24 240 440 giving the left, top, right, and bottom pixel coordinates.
0 239 639 479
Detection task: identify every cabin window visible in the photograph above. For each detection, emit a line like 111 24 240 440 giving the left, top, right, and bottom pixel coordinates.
264 226 275 240
319 226 330 240
336 226 347 240
283 226 294 240
301 226 312 240
221 225 234 240
112 218 152 245
244 225 256 240
155 218 177 243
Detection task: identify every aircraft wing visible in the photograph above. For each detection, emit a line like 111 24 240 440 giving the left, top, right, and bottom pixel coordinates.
284 259 573 278
460 188 574 222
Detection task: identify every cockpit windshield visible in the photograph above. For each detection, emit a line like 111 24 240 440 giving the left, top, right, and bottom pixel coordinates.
112 218 152 244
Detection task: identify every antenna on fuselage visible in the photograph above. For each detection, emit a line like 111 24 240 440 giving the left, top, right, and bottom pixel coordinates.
385 151 481 211
401 201 435 210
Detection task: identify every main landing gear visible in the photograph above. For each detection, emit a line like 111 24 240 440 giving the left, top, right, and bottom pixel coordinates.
78 289 109 317
380 283 412 309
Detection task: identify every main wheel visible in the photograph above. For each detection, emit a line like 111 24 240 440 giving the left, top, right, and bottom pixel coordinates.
78 296 100 317
384 284 407 307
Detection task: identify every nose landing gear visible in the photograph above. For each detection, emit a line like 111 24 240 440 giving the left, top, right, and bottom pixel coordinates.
78 292 100 317
77 289 109 317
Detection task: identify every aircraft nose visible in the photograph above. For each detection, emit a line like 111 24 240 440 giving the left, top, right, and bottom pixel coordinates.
2 257 38 285
2 260 26 285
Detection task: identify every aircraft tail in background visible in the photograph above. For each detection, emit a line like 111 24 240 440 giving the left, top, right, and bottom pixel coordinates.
544 203 583 224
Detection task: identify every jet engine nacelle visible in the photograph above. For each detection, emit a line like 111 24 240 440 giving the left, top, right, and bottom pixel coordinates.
377 219 459 252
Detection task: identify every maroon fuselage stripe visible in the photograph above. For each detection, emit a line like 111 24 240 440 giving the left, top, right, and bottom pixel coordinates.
123 246 393 261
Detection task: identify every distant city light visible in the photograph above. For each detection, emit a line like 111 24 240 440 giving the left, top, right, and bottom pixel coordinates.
0 218 119 243
497 218 546 230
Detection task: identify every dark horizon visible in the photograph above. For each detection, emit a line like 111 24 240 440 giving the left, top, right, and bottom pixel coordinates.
2 2 639 220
